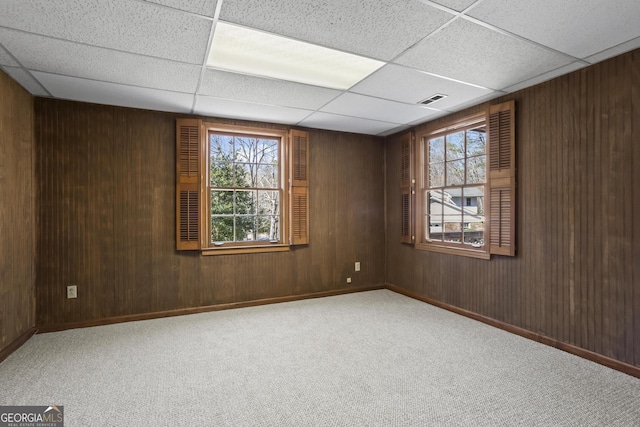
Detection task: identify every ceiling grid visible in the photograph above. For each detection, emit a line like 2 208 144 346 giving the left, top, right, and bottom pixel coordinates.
0 0 638 135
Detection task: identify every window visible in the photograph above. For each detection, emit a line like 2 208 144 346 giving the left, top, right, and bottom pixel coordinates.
209 132 281 245
401 101 515 259
176 119 309 254
425 121 487 250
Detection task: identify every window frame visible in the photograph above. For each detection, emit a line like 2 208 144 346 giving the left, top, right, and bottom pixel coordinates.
203 124 289 253
415 112 492 259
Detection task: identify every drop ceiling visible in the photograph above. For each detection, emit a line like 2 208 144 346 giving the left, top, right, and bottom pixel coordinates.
1 0 639 136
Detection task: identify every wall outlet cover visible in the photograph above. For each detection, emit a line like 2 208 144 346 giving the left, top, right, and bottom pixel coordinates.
67 285 77 299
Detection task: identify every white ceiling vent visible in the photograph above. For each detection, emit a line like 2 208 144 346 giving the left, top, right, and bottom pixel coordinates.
419 94 448 105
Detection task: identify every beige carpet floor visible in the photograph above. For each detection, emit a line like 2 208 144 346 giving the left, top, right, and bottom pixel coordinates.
1 290 639 426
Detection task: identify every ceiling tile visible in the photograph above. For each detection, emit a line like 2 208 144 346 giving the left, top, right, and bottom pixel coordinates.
407 110 449 125
219 0 454 61
298 112 398 135
143 0 218 16
199 69 342 110
0 45 19 67
33 72 194 113
430 91 502 115
349 64 493 110
584 36 640 64
426 0 477 12
502 62 587 93
0 0 211 64
394 18 573 90
2 0 635 136
0 29 201 93
2 67 49 96
468 0 640 59
321 93 440 124
194 96 313 125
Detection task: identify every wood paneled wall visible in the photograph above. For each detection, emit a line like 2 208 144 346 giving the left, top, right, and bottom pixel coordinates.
386 49 640 368
0 70 36 354
34 99 385 328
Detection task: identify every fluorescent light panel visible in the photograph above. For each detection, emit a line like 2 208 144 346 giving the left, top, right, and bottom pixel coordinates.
207 22 384 90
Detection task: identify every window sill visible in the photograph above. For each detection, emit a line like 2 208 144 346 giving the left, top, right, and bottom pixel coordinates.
201 244 290 256
415 242 490 260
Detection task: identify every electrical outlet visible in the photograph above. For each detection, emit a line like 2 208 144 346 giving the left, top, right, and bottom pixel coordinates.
355 262 361 272
67 285 77 299
346 277 352 284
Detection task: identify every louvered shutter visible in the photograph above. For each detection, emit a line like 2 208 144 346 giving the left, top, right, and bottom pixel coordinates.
290 129 309 245
400 132 415 244
488 101 516 256
176 118 202 250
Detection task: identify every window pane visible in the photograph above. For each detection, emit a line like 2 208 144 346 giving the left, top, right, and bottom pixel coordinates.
256 139 279 165
210 162 235 187
211 190 234 215
463 186 485 247
466 155 486 184
235 215 256 241
446 160 465 186
235 190 256 215
446 131 464 160
443 219 462 243
441 188 462 243
466 127 486 157
427 190 443 242
209 134 234 162
257 216 279 241
429 137 445 163
429 162 444 188
233 137 254 162
257 191 279 215
443 209 462 243
211 216 234 243
234 163 254 187
256 164 278 188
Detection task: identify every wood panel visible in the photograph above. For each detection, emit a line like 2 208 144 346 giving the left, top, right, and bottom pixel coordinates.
385 49 640 368
34 100 385 328
633 49 640 368
0 70 36 357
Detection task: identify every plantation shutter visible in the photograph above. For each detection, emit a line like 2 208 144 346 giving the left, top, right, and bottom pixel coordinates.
290 129 309 245
400 131 415 244
176 118 202 250
488 101 516 256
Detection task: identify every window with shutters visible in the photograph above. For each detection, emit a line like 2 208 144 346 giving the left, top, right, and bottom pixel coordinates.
413 101 515 259
176 119 309 254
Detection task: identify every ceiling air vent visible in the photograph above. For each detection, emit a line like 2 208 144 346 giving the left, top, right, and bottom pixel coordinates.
419 94 448 106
